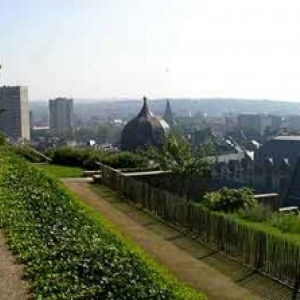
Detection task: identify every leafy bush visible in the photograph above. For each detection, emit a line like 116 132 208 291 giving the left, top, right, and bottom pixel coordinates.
0 147 205 300
202 187 257 213
48 147 92 167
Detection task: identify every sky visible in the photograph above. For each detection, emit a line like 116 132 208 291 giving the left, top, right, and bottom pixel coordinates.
1 0 300 101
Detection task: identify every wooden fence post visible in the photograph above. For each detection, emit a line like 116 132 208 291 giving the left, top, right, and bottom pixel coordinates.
292 249 300 300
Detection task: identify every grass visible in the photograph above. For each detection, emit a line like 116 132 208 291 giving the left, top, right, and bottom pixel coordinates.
34 164 84 178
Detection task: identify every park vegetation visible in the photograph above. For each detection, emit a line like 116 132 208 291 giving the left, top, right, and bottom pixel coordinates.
100 162 300 287
142 133 213 178
0 146 206 300
140 133 213 198
35 164 84 179
202 187 257 213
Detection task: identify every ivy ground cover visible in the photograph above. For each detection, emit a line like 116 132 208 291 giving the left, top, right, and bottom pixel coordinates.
0 147 206 300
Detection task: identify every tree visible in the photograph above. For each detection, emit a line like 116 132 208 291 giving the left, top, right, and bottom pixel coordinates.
141 133 214 198
202 187 256 213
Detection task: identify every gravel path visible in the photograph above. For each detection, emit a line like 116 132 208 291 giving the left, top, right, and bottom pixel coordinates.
64 180 263 300
0 231 30 300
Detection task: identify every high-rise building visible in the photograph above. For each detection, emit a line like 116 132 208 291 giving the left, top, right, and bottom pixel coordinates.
0 86 30 142
49 97 74 136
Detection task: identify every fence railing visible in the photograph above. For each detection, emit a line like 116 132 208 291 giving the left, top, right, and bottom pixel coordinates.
100 162 300 289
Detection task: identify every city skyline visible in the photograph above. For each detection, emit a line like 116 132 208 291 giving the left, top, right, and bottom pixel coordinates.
1 0 300 101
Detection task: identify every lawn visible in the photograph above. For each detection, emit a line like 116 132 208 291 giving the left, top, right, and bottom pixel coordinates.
34 164 84 178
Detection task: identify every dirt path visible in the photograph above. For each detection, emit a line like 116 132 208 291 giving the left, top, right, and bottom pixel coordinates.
0 231 30 300
63 180 267 300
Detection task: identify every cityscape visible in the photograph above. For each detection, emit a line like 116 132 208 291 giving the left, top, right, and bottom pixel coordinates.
1 1 300 299
2 86 300 198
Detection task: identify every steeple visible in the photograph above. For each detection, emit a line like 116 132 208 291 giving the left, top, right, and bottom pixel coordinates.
164 99 176 127
137 96 153 118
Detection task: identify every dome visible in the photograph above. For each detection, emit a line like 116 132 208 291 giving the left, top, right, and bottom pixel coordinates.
120 97 170 152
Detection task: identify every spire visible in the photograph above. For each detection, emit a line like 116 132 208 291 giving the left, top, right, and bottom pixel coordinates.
164 99 176 126
137 96 153 118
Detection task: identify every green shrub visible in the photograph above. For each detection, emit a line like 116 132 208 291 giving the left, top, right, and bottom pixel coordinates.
100 152 148 169
202 187 257 213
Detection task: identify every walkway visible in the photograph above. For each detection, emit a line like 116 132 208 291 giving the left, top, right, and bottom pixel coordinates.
63 179 293 300
0 231 29 300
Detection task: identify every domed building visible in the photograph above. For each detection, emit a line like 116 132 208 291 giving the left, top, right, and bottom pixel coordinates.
120 97 170 152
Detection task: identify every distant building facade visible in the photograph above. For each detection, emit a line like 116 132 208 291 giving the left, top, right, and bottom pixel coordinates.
49 98 74 136
237 114 262 132
213 136 300 195
237 113 282 134
0 86 30 142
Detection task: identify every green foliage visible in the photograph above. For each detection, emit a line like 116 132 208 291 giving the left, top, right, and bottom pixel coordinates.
0 132 6 145
0 147 205 300
202 187 257 213
238 202 300 235
47 147 149 170
140 133 213 198
269 214 300 234
142 133 212 178
238 203 273 222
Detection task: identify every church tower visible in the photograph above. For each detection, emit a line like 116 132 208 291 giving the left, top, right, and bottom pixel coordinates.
163 99 176 127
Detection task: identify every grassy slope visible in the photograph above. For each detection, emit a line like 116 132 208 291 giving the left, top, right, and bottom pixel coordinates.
0 148 206 300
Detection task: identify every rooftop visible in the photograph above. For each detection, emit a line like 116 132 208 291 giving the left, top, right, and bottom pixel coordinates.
273 136 300 141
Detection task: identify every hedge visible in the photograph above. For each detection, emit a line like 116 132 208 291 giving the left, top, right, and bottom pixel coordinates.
47 147 149 170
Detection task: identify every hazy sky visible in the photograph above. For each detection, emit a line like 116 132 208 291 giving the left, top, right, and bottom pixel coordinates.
1 0 300 101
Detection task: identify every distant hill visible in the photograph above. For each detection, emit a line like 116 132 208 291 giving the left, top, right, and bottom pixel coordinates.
30 98 300 124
